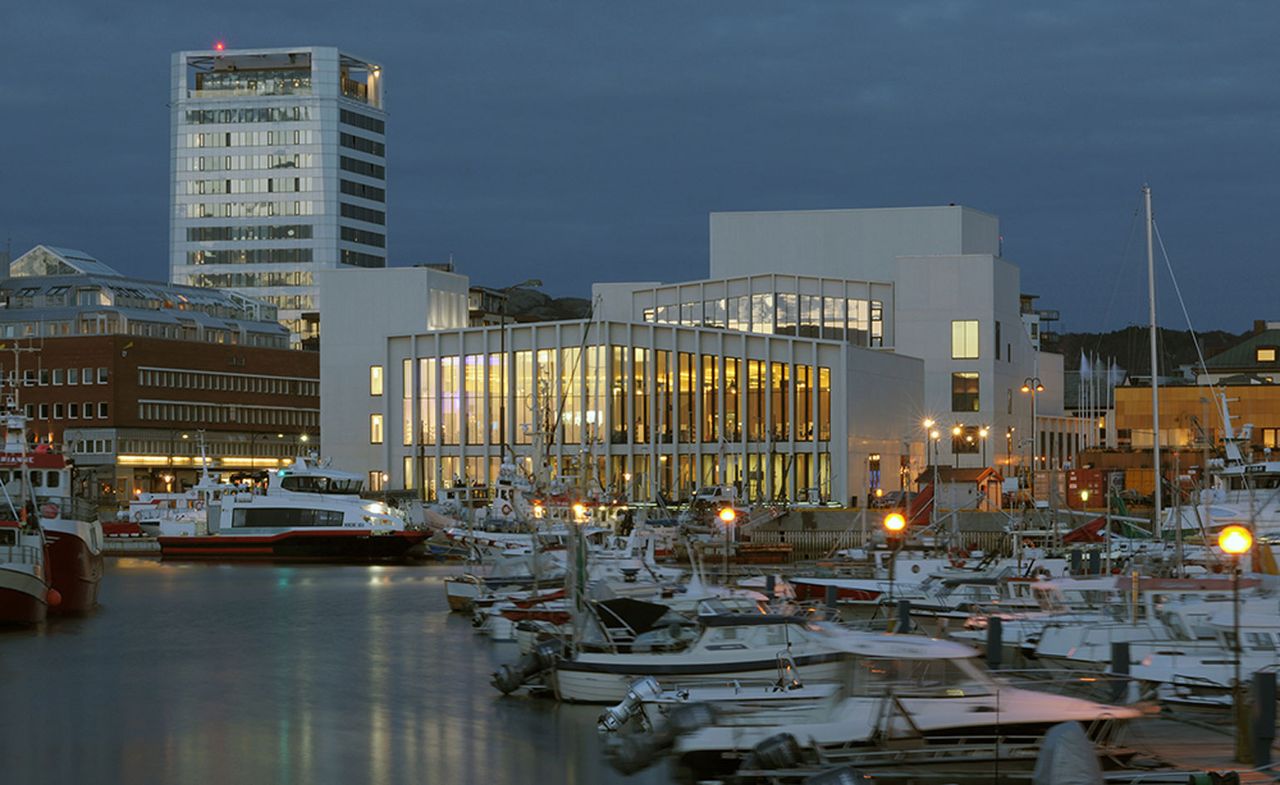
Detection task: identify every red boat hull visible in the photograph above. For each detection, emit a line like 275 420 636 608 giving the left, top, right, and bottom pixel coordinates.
0 568 49 625
43 528 104 614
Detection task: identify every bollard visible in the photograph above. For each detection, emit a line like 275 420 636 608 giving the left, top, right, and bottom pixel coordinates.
1252 671 1276 770
897 600 912 634
824 584 838 616
765 574 776 598
986 616 1003 671
1110 641 1130 703
1069 549 1082 575
1087 550 1101 576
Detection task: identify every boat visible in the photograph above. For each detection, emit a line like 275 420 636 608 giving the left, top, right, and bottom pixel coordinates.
548 615 856 704
156 455 426 562
598 630 1140 780
0 404 103 614
0 517 50 624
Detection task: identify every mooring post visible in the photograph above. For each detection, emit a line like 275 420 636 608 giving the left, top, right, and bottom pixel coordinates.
1110 641 1130 703
1252 670 1275 770
987 616 1003 670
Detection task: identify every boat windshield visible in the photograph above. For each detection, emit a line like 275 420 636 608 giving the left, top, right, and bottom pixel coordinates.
279 475 363 494
852 656 995 698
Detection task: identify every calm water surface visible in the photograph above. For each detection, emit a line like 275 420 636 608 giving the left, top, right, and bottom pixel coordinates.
0 560 666 785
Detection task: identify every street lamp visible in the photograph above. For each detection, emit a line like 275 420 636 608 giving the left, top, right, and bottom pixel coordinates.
719 506 737 584
978 426 989 468
1219 524 1253 763
884 512 906 602
951 425 962 469
1020 377 1044 484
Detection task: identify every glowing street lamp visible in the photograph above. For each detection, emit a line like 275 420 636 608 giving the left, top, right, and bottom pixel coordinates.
951 425 962 468
884 512 906 601
978 426 989 467
572 502 587 522
1218 524 1253 763
720 506 738 583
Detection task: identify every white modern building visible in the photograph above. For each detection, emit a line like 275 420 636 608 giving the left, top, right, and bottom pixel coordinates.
319 204 1087 504
170 46 388 347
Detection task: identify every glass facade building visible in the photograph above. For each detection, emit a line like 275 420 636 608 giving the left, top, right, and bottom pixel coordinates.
170 47 387 347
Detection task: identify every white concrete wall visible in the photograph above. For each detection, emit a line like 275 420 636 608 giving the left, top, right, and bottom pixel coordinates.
590 281 661 321
318 266 469 477
709 206 999 281
844 346 924 504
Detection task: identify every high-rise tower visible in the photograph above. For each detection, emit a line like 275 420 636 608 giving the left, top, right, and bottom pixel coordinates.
170 46 387 348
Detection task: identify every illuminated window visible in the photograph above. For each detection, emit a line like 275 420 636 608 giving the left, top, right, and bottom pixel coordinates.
369 365 384 396
1257 347 1277 363
951 320 979 359
370 413 384 444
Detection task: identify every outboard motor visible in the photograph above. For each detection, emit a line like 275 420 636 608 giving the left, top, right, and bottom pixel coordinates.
598 677 663 732
744 732 803 771
603 701 717 775
490 639 562 695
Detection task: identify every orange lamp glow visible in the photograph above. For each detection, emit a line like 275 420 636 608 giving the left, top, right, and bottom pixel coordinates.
1218 525 1253 556
884 512 906 533
214 41 226 51
718 507 737 524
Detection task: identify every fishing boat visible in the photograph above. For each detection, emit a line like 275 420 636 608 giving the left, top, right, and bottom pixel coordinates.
0 406 103 614
0 518 50 624
156 455 426 562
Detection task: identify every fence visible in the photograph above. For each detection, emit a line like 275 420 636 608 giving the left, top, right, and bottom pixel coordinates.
746 529 1012 561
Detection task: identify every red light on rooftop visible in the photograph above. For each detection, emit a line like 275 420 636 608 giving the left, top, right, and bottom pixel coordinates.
214 41 226 51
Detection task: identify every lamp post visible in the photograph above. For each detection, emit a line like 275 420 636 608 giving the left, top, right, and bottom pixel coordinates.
1020 377 1044 493
498 279 543 464
1219 524 1253 763
978 426 989 468
884 512 906 602
719 506 737 584
951 425 962 469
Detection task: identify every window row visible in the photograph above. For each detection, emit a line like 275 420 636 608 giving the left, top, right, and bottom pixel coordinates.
0 469 62 489
193 69 311 97
186 130 316 148
138 368 318 397
340 179 385 202
184 177 315 196
260 294 317 311
186 224 313 243
27 401 110 421
339 132 385 157
409 450 832 505
340 202 386 225
192 271 314 288
67 439 114 456
402 349 833 448
185 106 312 125
340 156 385 179
184 200 318 219
341 226 385 248
340 249 385 268
186 153 314 172
643 295 883 346
188 248 315 266
138 401 319 427
340 108 385 134
18 367 110 386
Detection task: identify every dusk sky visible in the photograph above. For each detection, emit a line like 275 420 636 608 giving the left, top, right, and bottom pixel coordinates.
3 1 1275 333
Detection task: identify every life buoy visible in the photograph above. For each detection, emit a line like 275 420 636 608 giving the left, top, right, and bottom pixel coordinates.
133 511 145 523
498 502 513 517
194 500 205 511
948 548 970 568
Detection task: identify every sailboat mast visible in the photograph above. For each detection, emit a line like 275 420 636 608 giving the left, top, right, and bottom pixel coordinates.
1145 185 1163 533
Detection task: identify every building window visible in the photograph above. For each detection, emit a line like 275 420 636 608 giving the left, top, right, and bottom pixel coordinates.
951 320 979 359
370 414 384 444
370 365 384 396
98 367 109 383
68 368 79 385
701 354 718 442
952 425 980 454
655 350 672 443
951 372 980 412
54 403 65 419
995 321 1002 360
38 404 49 419
98 402 109 418
368 471 385 492
677 352 695 443
1257 347 1277 363
52 369 64 385
770 362 789 441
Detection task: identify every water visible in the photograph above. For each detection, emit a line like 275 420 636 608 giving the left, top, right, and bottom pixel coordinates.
0 560 667 785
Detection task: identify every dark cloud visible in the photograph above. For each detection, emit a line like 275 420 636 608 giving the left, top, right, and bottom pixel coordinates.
2 1 1275 332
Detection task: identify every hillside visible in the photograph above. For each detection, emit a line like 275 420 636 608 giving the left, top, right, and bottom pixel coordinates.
1056 326 1248 374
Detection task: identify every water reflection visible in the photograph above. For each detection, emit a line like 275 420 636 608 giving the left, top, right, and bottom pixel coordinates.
0 561 664 785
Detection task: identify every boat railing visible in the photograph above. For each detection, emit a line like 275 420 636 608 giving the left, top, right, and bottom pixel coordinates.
0 542 43 566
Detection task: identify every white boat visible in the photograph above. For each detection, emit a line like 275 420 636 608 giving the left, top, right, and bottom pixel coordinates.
600 630 1140 780
550 615 857 704
156 455 426 562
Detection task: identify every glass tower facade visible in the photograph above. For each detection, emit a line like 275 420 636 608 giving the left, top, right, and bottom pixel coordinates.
170 47 387 347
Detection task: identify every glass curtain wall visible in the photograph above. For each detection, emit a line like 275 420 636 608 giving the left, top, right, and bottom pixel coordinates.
632 348 649 443
514 351 533 444
418 358 437 444
724 358 740 441
464 354 483 444
655 349 672 444
677 352 695 443
701 354 718 442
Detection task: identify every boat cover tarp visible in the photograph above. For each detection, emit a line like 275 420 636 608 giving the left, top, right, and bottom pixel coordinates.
594 598 672 636
1030 721 1103 785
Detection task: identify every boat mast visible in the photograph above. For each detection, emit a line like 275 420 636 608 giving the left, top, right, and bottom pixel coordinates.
1144 185 1163 539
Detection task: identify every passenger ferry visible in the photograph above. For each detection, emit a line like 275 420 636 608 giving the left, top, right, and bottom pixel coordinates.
157 456 426 562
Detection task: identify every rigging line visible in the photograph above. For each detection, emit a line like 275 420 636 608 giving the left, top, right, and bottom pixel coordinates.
1152 219 1227 433
1090 193 1146 360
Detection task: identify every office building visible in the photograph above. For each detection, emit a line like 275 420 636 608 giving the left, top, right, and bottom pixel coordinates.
170 46 387 347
